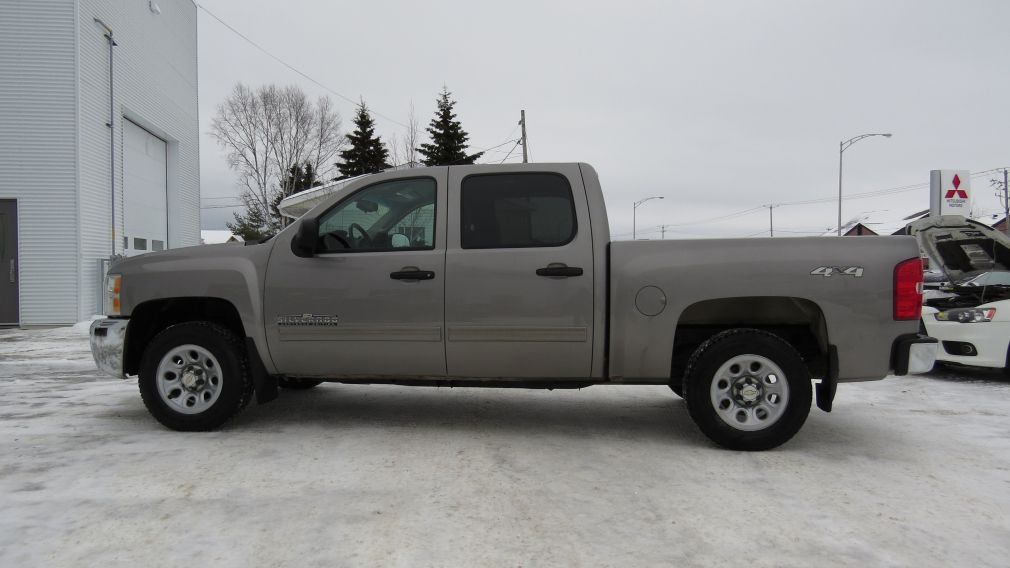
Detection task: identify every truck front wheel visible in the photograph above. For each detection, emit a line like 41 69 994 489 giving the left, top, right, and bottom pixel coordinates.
138 322 253 431
683 329 812 451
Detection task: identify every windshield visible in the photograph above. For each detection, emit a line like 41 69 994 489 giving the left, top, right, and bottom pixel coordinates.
960 271 1010 287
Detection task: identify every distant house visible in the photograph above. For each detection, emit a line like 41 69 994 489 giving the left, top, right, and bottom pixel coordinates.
990 216 1008 235
200 230 244 245
828 209 1002 237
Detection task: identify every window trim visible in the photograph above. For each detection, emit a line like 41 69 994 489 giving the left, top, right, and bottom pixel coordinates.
459 172 578 250
313 176 439 255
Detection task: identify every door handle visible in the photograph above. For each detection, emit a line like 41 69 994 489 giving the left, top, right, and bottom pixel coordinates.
8 259 13 284
536 266 583 278
390 269 435 281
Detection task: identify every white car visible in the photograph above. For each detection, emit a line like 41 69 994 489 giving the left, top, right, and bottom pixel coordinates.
921 299 1009 371
911 216 1010 373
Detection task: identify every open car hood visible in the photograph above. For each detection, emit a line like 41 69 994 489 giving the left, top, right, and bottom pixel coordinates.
908 215 1010 284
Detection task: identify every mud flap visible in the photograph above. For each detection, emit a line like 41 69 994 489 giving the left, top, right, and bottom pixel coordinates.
816 345 838 412
245 338 278 404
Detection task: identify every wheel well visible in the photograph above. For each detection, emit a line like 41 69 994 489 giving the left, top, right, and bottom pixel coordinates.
671 297 829 384
124 298 245 375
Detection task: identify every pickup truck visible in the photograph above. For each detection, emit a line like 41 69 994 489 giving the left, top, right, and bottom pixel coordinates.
90 163 937 450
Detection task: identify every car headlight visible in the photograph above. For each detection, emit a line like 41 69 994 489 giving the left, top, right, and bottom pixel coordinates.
934 307 996 323
106 274 122 316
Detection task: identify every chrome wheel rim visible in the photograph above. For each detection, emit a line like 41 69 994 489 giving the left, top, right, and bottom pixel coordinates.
709 354 789 431
156 344 223 415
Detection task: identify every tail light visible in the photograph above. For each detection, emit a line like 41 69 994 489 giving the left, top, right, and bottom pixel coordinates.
894 258 923 320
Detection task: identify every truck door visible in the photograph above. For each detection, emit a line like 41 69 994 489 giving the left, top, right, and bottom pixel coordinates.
263 172 447 377
444 165 594 378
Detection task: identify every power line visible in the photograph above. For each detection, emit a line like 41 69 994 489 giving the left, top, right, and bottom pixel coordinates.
195 3 410 130
201 203 243 209
498 140 523 164
623 167 1009 238
657 206 766 228
776 168 1006 208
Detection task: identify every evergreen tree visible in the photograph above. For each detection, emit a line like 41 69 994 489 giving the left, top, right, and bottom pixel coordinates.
227 161 321 242
418 87 483 166
336 101 390 179
226 202 271 242
271 162 321 220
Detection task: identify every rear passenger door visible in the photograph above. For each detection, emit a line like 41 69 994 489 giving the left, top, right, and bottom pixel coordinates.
444 165 595 378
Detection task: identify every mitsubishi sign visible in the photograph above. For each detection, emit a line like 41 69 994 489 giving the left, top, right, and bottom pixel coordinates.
930 170 972 216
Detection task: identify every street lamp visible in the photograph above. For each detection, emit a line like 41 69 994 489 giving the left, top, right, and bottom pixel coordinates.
633 196 664 240
838 133 892 236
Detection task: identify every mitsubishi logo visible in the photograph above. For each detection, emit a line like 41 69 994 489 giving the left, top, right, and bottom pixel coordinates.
945 174 968 199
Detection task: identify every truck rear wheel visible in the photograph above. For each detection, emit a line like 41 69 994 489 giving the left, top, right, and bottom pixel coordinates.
138 322 253 431
683 329 812 451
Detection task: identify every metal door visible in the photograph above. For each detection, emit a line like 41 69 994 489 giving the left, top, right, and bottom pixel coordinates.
0 200 18 325
444 166 595 378
264 172 448 378
123 120 168 255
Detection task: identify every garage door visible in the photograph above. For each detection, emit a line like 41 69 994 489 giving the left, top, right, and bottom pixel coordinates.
123 119 167 257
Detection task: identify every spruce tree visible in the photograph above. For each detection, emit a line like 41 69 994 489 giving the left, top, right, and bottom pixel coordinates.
418 87 483 166
271 162 321 220
336 101 390 179
227 203 271 242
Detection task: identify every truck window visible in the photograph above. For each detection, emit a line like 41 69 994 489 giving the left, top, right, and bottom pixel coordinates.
316 177 436 252
461 173 576 249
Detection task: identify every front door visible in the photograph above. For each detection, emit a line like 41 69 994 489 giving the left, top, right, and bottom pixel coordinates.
264 173 447 378
444 167 595 378
0 200 17 325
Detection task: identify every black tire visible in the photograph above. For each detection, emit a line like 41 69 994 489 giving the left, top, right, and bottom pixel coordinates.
278 377 323 390
138 322 253 431
683 329 812 451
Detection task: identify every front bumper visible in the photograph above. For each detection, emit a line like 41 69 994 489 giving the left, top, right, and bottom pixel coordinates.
920 316 1009 369
90 318 129 379
892 333 938 375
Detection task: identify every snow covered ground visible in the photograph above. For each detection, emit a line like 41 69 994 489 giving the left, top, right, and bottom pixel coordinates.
2 324 1010 567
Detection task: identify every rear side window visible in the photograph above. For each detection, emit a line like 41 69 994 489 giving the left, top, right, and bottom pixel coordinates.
461 173 576 249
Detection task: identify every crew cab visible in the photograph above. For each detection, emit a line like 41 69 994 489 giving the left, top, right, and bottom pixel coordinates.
90 163 936 450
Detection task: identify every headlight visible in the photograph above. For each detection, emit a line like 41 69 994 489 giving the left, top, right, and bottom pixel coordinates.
106 274 122 316
934 307 996 323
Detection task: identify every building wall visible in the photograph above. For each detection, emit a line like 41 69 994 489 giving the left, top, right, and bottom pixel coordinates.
0 0 81 325
77 0 200 321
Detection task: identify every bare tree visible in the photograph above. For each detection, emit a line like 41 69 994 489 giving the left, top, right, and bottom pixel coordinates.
387 103 420 168
210 83 343 236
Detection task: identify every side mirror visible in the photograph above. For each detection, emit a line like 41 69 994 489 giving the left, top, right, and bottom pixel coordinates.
390 233 410 248
356 199 379 213
291 218 318 258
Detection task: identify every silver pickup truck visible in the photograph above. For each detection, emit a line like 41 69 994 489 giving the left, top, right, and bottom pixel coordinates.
90 163 936 450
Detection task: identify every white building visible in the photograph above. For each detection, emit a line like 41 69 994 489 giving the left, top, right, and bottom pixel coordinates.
0 0 200 326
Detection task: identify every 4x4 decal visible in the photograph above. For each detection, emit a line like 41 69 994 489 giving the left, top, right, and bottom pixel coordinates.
810 266 864 278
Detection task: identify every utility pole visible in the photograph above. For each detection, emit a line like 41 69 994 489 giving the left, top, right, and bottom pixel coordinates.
632 196 664 240
519 110 528 163
996 168 1010 237
660 225 668 239
764 204 778 237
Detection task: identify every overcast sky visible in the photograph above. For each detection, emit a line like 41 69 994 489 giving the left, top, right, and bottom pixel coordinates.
196 0 1010 238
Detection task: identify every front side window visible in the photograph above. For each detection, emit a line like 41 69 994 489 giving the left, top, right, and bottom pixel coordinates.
461 173 576 249
316 178 437 253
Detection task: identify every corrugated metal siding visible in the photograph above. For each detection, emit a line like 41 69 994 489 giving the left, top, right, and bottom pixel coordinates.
78 0 199 321
0 0 80 325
